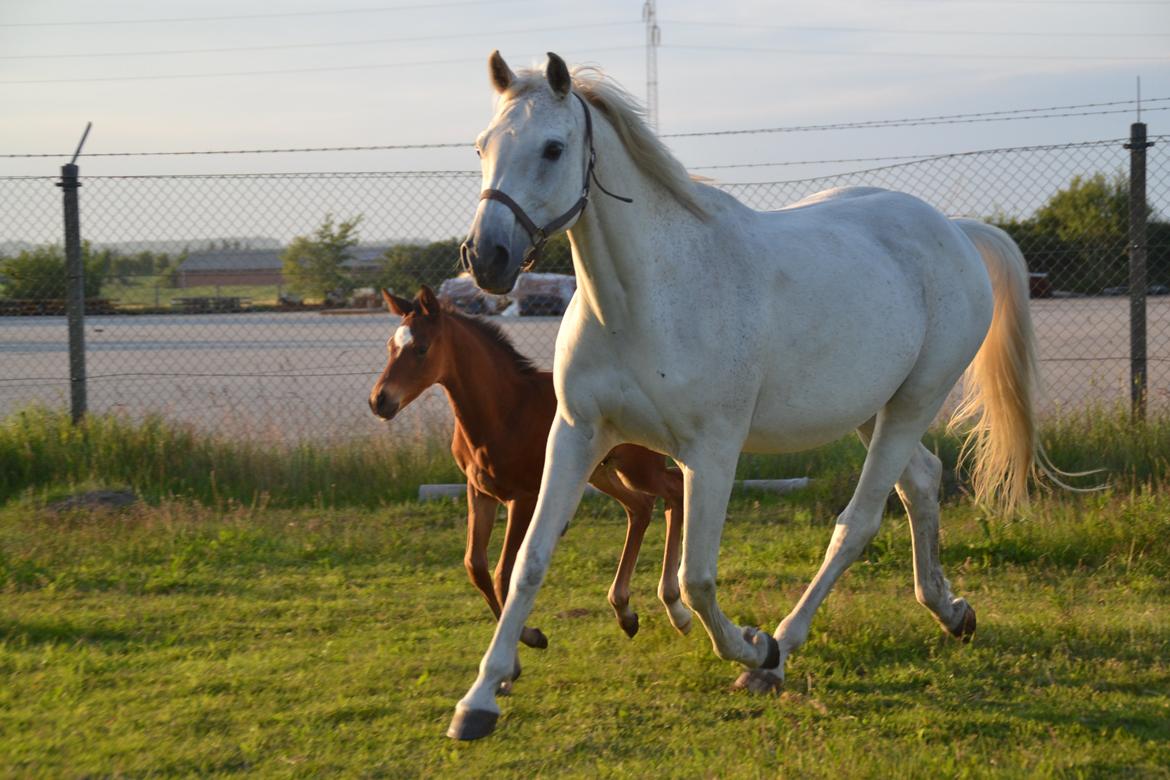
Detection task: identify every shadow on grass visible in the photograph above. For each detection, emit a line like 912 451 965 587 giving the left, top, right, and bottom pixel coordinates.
0 617 134 646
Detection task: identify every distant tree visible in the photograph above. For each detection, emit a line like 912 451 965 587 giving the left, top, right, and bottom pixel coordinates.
377 238 461 296
0 242 106 299
994 173 1168 294
281 215 362 299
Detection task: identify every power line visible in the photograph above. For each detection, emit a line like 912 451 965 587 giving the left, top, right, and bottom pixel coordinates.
0 21 638 61
661 43 1169 63
0 0 536 28
662 98 1170 139
662 19 1170 39
0 45 642 86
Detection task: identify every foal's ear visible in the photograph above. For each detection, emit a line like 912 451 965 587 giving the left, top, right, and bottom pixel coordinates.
488 50 515 94
546 52 571 99
416 284 441 316
382 289 413 316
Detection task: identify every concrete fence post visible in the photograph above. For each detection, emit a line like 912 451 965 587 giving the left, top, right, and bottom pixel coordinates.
1126 122 1152 420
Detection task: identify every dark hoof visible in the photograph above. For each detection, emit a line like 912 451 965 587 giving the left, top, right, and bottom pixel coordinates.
948 601 977 643
520 627 548 649
742 626 781 669
732 668 783 695
620 613 639 639
446 708 499 741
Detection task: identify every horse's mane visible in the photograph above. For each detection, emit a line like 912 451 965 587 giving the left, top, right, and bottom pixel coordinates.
506 65 708 219
445 305 540 376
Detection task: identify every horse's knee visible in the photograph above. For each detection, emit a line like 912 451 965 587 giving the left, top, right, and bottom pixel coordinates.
464 553 489 584
680 570 715 610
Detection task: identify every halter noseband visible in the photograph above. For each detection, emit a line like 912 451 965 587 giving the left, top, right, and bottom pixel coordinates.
474 92 632 273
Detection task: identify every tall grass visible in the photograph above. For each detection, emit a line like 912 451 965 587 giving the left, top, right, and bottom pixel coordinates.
2 403 1168 509
0 406 461 507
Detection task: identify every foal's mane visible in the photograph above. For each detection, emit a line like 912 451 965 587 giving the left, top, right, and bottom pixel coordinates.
445 306 540 376
506 65 708 219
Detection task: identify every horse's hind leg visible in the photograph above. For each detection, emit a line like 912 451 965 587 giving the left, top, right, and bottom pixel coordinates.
895 444 976 640
856 421 976 641
749 402 943 693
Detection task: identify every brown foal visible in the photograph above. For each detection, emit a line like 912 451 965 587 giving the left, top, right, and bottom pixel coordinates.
369 285 691 653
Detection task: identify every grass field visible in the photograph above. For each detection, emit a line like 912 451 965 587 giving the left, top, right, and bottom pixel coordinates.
1 408 1168 776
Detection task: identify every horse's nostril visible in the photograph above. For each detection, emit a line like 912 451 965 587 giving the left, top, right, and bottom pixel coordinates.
491 244 510 273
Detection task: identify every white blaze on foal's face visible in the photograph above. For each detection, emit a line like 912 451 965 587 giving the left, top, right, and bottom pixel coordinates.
391 325 414 352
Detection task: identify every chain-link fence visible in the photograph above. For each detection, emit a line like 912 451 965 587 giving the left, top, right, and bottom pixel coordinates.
2 133 1167 440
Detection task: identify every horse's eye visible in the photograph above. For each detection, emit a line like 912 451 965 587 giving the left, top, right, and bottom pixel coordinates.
416 344 429 356
475 147 481 159
542 141 564 162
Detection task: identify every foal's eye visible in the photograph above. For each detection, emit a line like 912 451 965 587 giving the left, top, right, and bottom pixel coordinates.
542 141 564 162
416 344 429 356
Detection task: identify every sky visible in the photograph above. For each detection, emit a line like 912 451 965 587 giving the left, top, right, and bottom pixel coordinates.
1 0 1168 243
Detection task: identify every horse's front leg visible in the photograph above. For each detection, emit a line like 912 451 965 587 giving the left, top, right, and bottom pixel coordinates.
447 414 608 740
680 450 780 671
499 496 549 650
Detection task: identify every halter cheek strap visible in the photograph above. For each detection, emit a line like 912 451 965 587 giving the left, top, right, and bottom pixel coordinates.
476 92 633 272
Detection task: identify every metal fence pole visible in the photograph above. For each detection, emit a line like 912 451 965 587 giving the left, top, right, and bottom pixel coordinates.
57 161 87 423
1126 122 1152 420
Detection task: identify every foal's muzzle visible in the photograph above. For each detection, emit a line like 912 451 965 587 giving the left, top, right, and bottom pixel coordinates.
368 390 400 421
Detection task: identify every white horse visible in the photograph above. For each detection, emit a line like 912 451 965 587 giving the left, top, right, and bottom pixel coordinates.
449 51 1049 740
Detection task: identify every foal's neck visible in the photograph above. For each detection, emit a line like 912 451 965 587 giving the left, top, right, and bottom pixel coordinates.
438 314 543 446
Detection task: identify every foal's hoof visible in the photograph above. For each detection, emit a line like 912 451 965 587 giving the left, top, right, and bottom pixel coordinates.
520 627 548 649
447 708 498 741
619 612 639 639
947 600 977 643
732 668 784 695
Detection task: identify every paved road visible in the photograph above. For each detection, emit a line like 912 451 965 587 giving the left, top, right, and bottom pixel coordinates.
2 297 1167 440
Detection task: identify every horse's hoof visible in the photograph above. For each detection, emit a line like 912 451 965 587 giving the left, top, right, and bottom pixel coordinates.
948 600 977 643
620 612 639 639
674 616 692 636
732 668 783 695
446 708 498 741
521 627 548 649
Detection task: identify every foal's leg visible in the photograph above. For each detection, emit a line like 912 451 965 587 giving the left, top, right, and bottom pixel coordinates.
742 403 942 693
590 470 654 638
500 496 550 649
657 468 691 634
608 448 691 634
678 449 779 669
464 485 502 618
449 415 608 740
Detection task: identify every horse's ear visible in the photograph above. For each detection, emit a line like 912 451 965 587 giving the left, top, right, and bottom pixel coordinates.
416 284 441 316
546 52 571 99
382 289 413 316
488 50 515 94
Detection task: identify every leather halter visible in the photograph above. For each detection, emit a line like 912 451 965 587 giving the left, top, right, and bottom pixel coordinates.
475 92 632 272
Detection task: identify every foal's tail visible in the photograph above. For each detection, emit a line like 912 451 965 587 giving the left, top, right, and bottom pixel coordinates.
948 219 1060 514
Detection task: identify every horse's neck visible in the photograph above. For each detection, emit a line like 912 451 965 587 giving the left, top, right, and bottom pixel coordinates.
566 122 695 329
438 317 542 449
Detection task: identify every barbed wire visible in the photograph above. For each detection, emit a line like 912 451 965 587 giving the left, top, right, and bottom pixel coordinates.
3 98 1165 160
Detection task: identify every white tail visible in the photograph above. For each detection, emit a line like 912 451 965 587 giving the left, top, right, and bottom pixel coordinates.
948 219 1044 514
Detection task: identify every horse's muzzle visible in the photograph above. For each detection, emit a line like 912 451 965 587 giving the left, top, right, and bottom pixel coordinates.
460 238 521 295
368 390 399 422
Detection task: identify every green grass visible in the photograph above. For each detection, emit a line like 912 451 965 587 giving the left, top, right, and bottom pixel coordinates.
102 276 283 309
0 492 1167 777
1 405 1168 775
